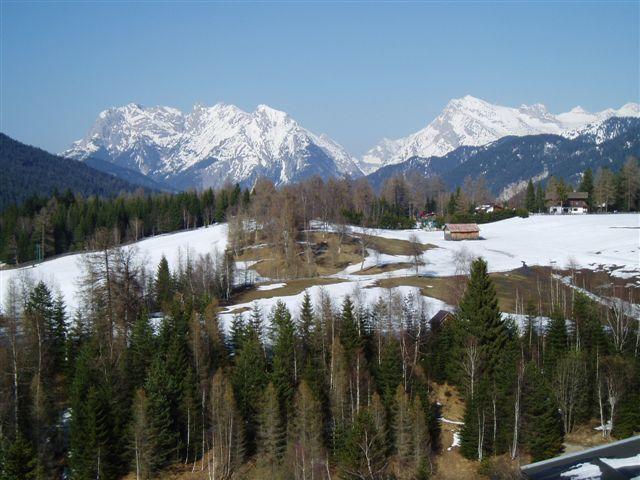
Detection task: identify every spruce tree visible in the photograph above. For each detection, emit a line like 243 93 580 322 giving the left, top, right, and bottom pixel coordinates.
270 301 297 426
457 258 507 377
544 310 568 376
155 255 173 307
525 179 536 212
339 409 388 480
144 357 178 472
535 183 546 213
233 322 267 454
1 431 36 480
579 168 595 210
340 296 361 362
256 382 284 469
127 313 156 390
521 363 563 461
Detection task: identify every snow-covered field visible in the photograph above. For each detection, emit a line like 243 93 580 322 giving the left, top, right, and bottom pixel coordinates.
0 223 228 311
343 213 639 281
1 214 638 326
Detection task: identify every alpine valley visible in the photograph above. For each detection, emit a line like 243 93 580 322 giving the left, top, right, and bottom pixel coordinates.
62 96 640 197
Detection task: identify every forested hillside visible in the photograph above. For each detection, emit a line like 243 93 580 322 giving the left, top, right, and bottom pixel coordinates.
1 243 638 479
0 134 152 212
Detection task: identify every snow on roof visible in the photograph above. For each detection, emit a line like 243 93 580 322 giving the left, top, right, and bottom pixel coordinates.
444 223 480 233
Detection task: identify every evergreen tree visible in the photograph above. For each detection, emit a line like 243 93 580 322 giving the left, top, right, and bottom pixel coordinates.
1 431 36 480
270 301 297 427
521 363 563 461
457 258 507 377
377 337 403 402
525 179 536 212
144 356 178 472
544 310 568 376
535 183 546 213
340 296 361 362
127 313 156 390
579 168 595 210
155 255 173 307
232 321 267 454
256 383 284 469
339 409 388 480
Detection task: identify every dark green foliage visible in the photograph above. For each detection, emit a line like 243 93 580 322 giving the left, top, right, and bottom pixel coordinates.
270 301 297 428
457 258 507 377
521 363 564 461
126 314 156 390
256 382 285 467
579 168 595 210
339 409 388 479
525 179 536 212
0 182 237 265
535 183 546 213
1 431 36 480
144 357 179 472
376 337 403 401
154 256 173 307
544 310 568 376
232 321 268 454
0 133 146 213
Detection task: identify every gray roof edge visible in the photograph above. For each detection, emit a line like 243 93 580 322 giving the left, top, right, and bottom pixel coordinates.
521 435 640 473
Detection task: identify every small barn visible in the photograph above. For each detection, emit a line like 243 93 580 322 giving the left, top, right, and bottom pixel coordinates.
443 223 480 241
429 310 453 330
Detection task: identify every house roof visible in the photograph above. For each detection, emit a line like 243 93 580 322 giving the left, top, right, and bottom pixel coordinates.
445 223 480 233
429 310 453 325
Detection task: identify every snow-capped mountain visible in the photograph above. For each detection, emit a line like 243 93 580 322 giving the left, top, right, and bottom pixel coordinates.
64 103 361 189
358 96 639 173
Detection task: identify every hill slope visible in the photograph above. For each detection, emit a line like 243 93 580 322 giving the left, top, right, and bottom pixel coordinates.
0 133 149 211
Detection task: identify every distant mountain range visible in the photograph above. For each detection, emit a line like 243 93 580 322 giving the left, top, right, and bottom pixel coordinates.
366 117 640 198
63 103 360 190
357 95 639 174
61 96 639 194
0 134 155 211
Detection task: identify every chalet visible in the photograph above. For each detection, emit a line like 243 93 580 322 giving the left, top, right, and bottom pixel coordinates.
443 223 480 241
475 203 504 214
417 211 438 230
546 191 589 214
429 310 453 330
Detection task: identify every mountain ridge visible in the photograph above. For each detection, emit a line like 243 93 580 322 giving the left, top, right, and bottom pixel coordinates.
64 103 362 190
366 117 640 198
357 96 639 173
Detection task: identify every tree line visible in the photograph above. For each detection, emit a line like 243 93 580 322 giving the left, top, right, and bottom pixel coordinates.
4 158 637 267
522 157 640 213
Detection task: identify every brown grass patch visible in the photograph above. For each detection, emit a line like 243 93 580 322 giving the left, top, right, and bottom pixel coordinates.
361 234 436 256
352 262 418 276
229 278 348 305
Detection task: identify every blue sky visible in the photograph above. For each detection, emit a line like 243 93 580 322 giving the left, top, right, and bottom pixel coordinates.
1 1 638 155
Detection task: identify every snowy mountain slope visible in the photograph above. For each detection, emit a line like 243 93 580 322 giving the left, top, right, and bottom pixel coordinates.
64 103 362 190
359 96 640 172
366 117 640 198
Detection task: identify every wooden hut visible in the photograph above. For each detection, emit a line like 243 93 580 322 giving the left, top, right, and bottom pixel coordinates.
443 223 480 241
